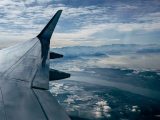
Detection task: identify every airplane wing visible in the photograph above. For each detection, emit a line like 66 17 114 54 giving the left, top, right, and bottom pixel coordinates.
0 10 71 120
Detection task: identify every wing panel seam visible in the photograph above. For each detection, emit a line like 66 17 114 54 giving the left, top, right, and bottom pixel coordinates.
0 88 7 120
2 39 39 77
32 89 49 120
2 40 40 79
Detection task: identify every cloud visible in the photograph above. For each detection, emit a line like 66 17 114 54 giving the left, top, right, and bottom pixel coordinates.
52 21 160 47
0 0 160 48
50 81 112 119
137 12 160 23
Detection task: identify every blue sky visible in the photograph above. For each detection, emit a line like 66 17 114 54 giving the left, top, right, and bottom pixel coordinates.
0 0 160 48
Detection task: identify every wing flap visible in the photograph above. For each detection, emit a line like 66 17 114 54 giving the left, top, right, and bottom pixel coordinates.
32 64 49 90
33 89 71 120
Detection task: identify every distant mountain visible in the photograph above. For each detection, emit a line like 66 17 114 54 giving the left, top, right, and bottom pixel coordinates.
51 44 160 59
137 48 160 53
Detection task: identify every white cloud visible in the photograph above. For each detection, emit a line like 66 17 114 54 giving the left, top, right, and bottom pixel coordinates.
137 12 160 23
0 0 159 48
52 21 160 47
116 22 160 32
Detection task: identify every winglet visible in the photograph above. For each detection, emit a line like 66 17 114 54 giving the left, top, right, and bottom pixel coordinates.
37 10 62 42
37 10 62 67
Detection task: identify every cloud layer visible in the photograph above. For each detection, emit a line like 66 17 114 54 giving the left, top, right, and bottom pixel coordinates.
0 0 160 48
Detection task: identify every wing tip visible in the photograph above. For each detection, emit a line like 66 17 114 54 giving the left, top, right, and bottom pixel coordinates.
37 10 62 41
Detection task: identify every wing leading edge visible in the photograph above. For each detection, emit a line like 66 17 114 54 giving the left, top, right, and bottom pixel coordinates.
0 10 71 120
